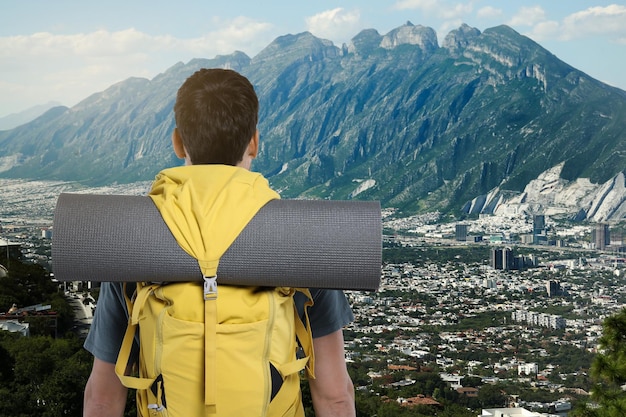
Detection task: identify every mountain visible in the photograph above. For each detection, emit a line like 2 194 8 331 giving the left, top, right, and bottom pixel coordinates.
464 163 626 223
0 101 63 131
1 23 625 221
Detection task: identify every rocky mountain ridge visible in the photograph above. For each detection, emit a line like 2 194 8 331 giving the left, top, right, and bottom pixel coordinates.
1 22 625 222
465 164 626 223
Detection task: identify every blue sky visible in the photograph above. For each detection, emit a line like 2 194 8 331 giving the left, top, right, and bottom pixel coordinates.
1 0 625 118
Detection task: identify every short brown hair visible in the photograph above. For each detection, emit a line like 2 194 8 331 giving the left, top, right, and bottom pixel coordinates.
174 68 258 165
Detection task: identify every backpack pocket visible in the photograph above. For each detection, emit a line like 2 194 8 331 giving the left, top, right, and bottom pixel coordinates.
158 311 205 416
215 318 272 413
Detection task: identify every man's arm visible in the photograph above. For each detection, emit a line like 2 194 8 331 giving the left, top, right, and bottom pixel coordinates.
308 329 356 417
83 357 128 417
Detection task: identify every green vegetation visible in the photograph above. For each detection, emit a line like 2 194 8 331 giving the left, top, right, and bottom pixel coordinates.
446 311 510 332
571 308 626 416
0 252 75 336
0 332 91 417
0 252 57 313
0 254 94 416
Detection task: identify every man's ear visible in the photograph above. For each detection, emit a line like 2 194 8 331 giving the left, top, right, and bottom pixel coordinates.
247 130 259 159
172 128 186 159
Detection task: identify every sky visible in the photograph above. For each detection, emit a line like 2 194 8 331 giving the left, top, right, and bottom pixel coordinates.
1 0 625 118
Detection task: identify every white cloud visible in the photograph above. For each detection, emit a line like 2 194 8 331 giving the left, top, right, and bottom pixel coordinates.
508 6 547 27
441 3 473 20
393 0 473 21
527 20 560 40
191 16 274 55
0 18 273 115
393 0 439 12
305 8 361 44
559 4 626 40
477 6 502 20
523 4 626 42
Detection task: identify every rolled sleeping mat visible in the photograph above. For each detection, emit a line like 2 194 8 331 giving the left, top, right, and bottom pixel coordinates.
52 193 381 291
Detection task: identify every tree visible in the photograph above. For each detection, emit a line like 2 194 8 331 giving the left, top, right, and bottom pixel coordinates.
0 259 57 312
478 383 506 408
583 308 626 416
461 375 483 388
0 332 92 417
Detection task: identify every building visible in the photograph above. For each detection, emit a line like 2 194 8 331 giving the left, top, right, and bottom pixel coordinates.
593 223 610 250
455 224 468 241
479 407 548 417
511 310 566 330
0 320 29 336
546 280 562 297
457 387 479 398
491 248 513 270
440 373 462 388
0 239 22 260
483 278 497 289
520 234 534 245
610 231 624 248
532 215 546 245
518 362 538 376
533 214 545 230
398 395 441 408
492 248 503 269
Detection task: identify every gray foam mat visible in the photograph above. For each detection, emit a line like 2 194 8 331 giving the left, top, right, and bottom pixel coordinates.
52 193 381 290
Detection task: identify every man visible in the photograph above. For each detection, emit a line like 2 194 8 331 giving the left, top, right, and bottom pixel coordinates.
83 68 356 417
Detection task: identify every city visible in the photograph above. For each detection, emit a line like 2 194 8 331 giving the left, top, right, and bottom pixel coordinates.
2 178 626 416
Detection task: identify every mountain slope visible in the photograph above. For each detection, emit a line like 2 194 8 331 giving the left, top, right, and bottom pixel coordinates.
249 24 626 216
0 101 63 131
1 23 625 220
0 53 250 184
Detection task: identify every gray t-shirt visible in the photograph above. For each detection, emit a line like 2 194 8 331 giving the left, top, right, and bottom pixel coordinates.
84 282 354 364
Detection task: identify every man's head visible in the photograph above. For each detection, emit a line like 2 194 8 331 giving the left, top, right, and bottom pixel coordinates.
173 68 259 168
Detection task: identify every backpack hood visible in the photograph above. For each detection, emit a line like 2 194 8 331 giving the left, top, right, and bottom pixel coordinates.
149 165 279 277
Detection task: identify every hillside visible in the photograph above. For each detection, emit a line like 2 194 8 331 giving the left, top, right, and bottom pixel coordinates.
1 22 625 220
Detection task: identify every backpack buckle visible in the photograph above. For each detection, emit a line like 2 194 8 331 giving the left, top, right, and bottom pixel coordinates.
203 275 218 301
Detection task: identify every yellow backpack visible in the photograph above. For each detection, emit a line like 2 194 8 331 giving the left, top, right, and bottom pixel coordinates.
114 166 315 417
115 282 314 417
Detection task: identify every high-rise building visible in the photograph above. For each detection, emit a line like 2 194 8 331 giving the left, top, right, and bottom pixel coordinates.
533 214 545 232
546 280 561 297
491 248 513 270
532 214 545 244
491 248 502 269
503 248 513 270
593 223 610 250
455 224 468 241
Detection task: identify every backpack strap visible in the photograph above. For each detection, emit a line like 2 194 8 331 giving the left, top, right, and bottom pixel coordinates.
294 288 315 379
203 276 218 414
115 282 159 390
267 287 315 381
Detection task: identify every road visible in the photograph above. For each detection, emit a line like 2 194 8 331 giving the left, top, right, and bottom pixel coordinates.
66 292 93 337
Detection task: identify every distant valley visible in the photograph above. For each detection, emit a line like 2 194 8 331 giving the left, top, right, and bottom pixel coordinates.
1 22 625 222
